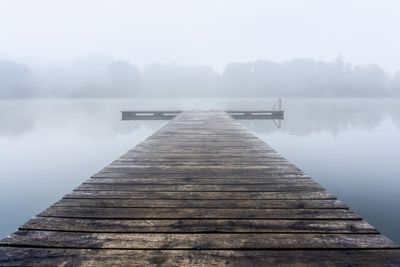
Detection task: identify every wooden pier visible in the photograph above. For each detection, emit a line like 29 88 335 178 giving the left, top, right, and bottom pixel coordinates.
1 111 399 266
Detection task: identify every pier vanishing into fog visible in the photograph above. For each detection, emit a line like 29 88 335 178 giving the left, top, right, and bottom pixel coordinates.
0 111 399 266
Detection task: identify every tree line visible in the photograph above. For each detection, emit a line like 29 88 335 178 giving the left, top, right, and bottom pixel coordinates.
1 55 399 98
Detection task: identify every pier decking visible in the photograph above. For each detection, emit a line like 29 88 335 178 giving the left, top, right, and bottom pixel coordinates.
1 111 399 266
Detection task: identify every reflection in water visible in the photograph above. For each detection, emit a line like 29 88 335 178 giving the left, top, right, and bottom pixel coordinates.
2 98 400 137
0 99 167 238
242 98 400 135
0 99 165 138
0 98 399 243
240 99 400 243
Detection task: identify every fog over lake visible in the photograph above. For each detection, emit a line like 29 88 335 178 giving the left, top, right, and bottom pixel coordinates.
1 1 400 264
0 98 399 243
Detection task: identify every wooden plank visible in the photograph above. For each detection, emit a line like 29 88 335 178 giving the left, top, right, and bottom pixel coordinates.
91 172 310 179
121 151 281 156
98 166 304 173
147 137 265 141
65 190 337 200
120 155 282 159
106 164 300 169
101 167 304 174
118 154 286 160
20 217 377 234
85 177 313 184
112 159 291 164
138 141 270 146
1 231 396 249
53 198 347 209
108 162 294 168
75 183 323 192
39 207 359 219
2 248 400 267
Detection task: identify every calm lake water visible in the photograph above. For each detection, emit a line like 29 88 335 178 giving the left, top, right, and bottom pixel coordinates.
0 98 399 243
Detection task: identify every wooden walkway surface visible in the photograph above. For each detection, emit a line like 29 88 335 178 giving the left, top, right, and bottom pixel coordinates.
1 111 399 266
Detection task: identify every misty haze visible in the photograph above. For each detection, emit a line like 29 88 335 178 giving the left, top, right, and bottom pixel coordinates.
1 0 400 266
1 56 400 98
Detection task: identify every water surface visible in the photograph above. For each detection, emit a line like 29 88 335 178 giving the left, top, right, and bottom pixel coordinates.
0 98 399 243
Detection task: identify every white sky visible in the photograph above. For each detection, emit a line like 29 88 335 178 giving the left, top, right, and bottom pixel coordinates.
0 0 399 71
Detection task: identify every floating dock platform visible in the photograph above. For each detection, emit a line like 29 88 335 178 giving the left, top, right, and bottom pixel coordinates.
121 110 284 120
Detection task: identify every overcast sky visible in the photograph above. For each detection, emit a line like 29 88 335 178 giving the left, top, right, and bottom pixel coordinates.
0 0 399 71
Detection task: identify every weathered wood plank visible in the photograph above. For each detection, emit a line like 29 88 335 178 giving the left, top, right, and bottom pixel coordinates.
85 177 313 185
1 231 396 249
2 248 400 267
39 207 359 219
106 164 301 169
0 247 400 267
20 217 377 234
107 159 294 165
75 183 323 192
118 155 286 160
98 167 305 174
53 198 346 209
65 190 336 200
92 171 309 179
125 148 273 153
